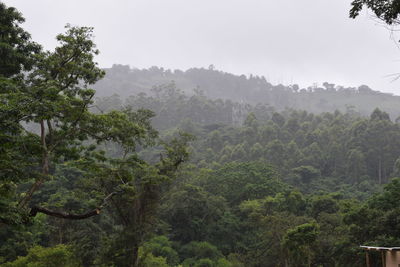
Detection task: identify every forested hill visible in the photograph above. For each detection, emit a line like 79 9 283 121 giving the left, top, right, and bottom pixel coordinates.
94 64 400 119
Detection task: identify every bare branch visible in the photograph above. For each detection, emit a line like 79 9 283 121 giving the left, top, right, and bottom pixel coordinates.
29 206 101 220
29 191 119 220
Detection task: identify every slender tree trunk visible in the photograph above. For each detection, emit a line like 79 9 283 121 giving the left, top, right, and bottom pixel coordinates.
378 157 382 184
131 245 139 267
383 165 387 184
18 120 49 208
355 166 359 184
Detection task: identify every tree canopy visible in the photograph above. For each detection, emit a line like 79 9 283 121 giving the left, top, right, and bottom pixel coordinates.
350 0 400 25
2 2 400 267
0 3 191 266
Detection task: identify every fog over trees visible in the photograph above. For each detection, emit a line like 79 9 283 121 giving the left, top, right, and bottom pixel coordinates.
94 64 400 119
3 1 400 267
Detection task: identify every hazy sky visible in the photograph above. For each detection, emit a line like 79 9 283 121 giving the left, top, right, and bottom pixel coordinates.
4 0 400 94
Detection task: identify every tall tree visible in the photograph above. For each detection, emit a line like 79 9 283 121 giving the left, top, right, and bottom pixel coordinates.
350 0 400 25
0 2 40 77
0 2 41 225
0 4 192 266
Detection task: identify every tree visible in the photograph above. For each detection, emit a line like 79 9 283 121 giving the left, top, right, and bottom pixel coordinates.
0 1 41 225
282 222 319 267
238 195 310 267
200 162 284 206
310 195 339 218
0 4 192 266
141 236 180 266
344 178 400 250
346 149 366 184
160 184 227 243
0 2 41 77
393 157 400 177
350 0 400 25
179 241 229 267
291 165 320 184
1 245 80 267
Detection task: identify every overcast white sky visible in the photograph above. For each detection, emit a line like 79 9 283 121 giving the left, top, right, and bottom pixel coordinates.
4 0 400 94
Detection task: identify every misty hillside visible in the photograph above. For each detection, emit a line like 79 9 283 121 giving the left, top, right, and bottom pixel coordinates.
94 64 400 119
6 1 400 266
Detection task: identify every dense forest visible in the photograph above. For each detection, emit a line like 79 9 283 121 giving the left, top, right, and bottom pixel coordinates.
94 65 400 119
3 1 400 267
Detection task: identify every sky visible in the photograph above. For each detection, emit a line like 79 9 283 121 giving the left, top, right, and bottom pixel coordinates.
4 0 400 94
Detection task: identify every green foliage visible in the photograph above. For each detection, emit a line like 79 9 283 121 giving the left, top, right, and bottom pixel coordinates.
344 178 400 251
179 242 233 267
180 241 222 261
0 1 41 225
0 3 192 267
0 3 40 77
310 195 339 217
139 249 169 267
283 222 319 267
350 0 400 25
371 178 400 210
200 162 284 206
283 223 320 247
141 236 179 266
95 65 400 120
3 3 400 267
161 184 227 243
292 166 320 184
1 245 80 267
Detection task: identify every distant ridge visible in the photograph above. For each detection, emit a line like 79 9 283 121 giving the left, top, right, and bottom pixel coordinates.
93 64 400 119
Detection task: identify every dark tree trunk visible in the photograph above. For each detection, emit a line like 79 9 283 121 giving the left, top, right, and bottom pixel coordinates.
131 246 139 267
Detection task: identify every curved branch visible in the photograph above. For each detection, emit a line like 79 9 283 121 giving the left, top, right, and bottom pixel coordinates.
29 206 101 220
29 191 118 220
